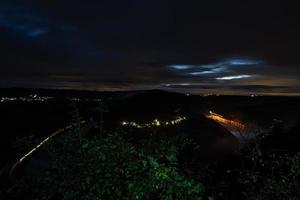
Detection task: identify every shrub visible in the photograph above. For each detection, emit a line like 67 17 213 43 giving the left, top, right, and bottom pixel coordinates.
14 131 203 200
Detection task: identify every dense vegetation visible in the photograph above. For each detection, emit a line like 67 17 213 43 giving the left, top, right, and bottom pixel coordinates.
1 99 299 200
5 122 300 200
10 128 203 200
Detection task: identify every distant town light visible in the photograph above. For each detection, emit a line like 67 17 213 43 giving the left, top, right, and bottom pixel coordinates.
121 121 128 125
121 116 186 128
154 119 161 126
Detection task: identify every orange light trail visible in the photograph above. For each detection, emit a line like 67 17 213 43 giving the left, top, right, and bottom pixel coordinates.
206 111 246 130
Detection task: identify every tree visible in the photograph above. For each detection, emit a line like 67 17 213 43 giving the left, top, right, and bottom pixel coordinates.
96 101 109 136
13 130 203 200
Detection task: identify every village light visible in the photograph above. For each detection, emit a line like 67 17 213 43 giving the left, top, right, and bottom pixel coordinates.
121 116 186 128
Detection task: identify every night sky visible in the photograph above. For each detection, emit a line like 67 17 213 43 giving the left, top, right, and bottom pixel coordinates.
1 0 300 95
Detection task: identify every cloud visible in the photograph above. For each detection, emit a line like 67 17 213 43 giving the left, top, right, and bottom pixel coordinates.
26 28 48 37
168 58 260 78
168 65 193 70
0 1 299 95
0 4 48 38
189 66 226 75
216 74 253 80
226 59 261 65
161 83 221 89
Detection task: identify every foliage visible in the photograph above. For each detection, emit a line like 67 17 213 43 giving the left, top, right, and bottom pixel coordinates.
237 146 300 200
11 119 300 200
196 129 300 200
253 153 300 200
14 131 203 200
70 102 82 144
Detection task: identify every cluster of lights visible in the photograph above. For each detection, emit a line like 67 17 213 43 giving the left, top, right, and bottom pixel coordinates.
71 98 102 102
201 93 220 97
0 97 17 102
121 116 187 129
0 95 53 103
206 111 246 130
0 96 104 103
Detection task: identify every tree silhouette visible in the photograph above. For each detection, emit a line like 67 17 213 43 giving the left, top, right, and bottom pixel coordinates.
96 100 109 136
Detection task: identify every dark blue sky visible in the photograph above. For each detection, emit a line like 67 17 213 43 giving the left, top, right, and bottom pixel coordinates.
1 0 300 95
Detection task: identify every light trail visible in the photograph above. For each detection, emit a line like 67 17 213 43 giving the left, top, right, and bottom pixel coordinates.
9 121 86 184
206 111 246 131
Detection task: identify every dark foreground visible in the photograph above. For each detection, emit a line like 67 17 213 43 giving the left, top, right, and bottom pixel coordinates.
0 89 300 199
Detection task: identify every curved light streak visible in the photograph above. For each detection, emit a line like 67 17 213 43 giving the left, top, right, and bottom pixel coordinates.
9 121 86 184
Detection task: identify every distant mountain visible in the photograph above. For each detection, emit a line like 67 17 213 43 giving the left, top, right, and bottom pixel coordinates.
0 88 186 101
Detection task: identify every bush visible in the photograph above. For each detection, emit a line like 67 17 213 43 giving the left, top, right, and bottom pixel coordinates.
14 131 203 200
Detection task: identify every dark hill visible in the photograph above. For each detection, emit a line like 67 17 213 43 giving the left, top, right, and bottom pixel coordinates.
107 89 189 121
105 90 239 158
